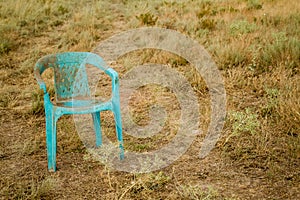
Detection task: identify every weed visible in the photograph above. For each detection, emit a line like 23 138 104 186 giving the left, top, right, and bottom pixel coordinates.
229 20 257 35
272 31 288 43
246 30 300 74
30 177 60 199
199 18 217 31
261 35 300 70
57 5 69 16
229 108 260 137
217 45 248 69
136 12 158 26
196 1 217 19
261 88 279 118
219 6 238 13
0 38 14 54
144 171 170 190
0 90 19 108
118 171 170 199
259 14 282 27
196 0 217 31
247 0 263 10
177 184 219 200
130 143 150 152
0 92 10 108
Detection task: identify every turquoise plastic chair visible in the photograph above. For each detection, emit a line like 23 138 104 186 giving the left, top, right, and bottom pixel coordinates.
34 52 124 172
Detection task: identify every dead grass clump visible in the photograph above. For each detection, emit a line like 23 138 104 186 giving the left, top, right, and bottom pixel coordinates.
119 172 170 199
0 37 15 55
176 184 220 200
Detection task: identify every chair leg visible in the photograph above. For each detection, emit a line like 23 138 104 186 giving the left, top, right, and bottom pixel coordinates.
113 107 124 160
45 110 57 172
92 112 102 147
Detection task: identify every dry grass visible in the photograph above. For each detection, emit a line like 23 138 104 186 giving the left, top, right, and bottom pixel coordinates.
0 0 299 199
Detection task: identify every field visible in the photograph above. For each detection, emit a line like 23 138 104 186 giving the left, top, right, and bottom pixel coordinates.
0 0 299 199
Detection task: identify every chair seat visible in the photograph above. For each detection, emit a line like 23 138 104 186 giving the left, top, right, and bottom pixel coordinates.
53 97 112 114
55 98 105 108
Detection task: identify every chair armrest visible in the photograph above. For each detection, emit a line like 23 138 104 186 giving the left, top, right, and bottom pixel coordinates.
105 68 118 80
34 68 47 94
105 68 120 97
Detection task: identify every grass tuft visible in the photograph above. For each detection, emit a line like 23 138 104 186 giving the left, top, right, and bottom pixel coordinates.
247 0 263 10
136 12 158 26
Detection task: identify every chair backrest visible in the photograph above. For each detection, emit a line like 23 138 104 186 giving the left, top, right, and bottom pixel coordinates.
55 52 91 102
35 52 107 102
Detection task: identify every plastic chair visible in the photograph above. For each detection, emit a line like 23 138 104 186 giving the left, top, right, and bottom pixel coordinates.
34 52 124 172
